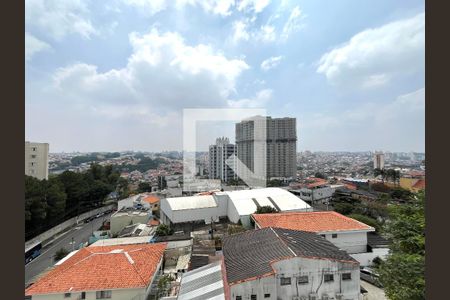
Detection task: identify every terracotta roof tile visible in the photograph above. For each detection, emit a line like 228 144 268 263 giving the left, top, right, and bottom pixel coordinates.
252 211 374 233
25 243 167 296
412 179 425 190
143 195 160 204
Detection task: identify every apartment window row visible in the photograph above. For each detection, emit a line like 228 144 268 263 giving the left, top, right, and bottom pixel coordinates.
64 292 86 299
279 273 352 285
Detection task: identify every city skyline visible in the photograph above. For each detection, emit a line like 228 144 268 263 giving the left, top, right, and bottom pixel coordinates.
26 0 424 153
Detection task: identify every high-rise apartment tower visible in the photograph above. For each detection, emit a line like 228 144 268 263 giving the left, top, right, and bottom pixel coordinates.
208 137 237 182
236 116 297 180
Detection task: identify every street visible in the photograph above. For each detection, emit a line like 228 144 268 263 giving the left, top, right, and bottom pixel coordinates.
25 212 113 287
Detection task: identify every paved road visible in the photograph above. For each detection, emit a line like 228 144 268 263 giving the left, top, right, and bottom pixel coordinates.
25 212 113 286
361 280 387 300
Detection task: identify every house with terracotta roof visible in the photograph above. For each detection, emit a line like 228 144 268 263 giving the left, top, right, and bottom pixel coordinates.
223 227 361 300
25 243 167 300
252 211 389 266
142 195 161 213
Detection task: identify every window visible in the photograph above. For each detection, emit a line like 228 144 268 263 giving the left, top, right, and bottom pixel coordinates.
332 234 338 238
280 277 291 285
342 273 352 280
81 292 86 299
96 291 112 299
236 296 242 300
264 294 271 298
64 293 71 298
32 147 36 151
324 274 334 282
298 275 309 284
31 154 37 159
251 295 257 300
321 234 326 238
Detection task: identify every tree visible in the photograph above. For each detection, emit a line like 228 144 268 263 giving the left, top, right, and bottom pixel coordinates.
347 214 381 232
157 275 173 298
376 191 425 300
255 205 278 214
374 168 387 183
137 182 152 193
155 224 173 236
314 172 326 179
334 202 355 215
54 248 69 261
45 179 67 222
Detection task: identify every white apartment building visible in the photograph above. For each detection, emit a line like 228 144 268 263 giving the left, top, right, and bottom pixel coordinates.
208 137 237 182
223 228 361 300
25 141 49 180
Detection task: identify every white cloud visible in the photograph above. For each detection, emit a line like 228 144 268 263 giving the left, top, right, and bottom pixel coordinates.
25 0 98 40
237 0 270 14
231 20 250 43
260 56 283 71
317 13 425 89
199 0 235 16
121 0 168 15
280 6 303 41
256 25 276 42
228 89 273 108
52 28 249 114
25 32 51 61
301 88 425 151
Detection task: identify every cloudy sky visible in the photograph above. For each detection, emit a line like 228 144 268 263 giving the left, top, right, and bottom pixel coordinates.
25 0 425 153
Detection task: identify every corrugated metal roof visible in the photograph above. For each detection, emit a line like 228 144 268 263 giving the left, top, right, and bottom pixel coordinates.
165 195 218 211
225 187 310 215
178 261 225 300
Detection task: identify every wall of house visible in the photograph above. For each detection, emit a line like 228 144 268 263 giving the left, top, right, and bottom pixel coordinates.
321 231 369 254
230 257 360 300
299 186 334 203
30 287 147 300
110 213 150 235
351 248 390 267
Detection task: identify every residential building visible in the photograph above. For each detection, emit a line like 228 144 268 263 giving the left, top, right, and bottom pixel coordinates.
236 116 297 180
110 208 151 235
160 187 311 228
373 151 385 169
25 243 167 300
25 141 49 180
252 211 389 266
208 137 237 182
223 227 361 300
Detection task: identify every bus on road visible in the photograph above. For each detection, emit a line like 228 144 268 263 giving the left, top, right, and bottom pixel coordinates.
25 241 42 264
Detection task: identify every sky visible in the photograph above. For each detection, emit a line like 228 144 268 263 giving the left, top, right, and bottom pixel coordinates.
25 0 425 153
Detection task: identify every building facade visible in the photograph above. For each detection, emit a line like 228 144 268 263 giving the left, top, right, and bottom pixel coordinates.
236 116 297 180
373 151 385 169
208 137 237 182
25 141 49 180
223 228 361 300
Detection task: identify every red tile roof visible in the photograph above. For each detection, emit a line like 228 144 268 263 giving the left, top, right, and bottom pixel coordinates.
143 195 160 204
148 219 160 226
412 179 425 190
252 211 374 233
25 243 167 296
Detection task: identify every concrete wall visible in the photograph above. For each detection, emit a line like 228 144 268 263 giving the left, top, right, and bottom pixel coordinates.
160 196 228 225
26 205 115 247
230 257 360 300
351 248 390 267
321 231 369 254
110 213 150 235
30 287 147 300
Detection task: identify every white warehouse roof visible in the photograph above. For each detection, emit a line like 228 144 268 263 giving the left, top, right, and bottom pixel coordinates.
164 195 218 211
225 187 311 216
